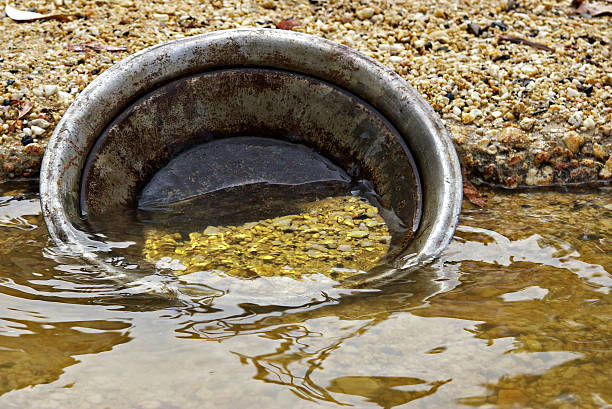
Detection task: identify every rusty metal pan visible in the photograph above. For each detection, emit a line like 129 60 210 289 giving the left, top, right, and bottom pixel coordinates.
40 28 462 284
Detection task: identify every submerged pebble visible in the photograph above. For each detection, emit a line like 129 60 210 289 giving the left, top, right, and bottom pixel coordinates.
143 195 390 280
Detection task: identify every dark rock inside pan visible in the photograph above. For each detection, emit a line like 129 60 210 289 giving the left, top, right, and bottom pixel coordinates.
136 137 353 228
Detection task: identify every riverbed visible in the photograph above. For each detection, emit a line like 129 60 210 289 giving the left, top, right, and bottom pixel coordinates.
0 181 610 409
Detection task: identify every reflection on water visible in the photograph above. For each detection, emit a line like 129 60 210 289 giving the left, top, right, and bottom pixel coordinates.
0 319 131 395
328 376 451 408
0 181 610 409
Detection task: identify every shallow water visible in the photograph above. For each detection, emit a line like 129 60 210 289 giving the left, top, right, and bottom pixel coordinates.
0 181 610 409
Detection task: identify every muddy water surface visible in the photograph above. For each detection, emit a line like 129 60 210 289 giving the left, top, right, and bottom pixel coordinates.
0 181 610 409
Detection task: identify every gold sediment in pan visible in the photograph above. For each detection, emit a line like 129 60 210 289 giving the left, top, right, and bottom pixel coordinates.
143 195 390 280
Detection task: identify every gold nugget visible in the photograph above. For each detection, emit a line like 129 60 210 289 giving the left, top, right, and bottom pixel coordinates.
143 196 390 281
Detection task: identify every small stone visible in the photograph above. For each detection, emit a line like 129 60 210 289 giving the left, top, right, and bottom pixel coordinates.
152 13 169 21
568 111 583 127
22 127 32 137
600 156 612 179
203 226 220 235
306 249 324 258
23 142 44 155
519 117 535 131
261 0 276 9
338 244 352 252
452 106 462 116
43 84 58 97
461 111 474 124
359 240 374 247
365 208 378 218
30 125 45 136
535 151 550 164
499 127 526 144
525 166 554 185
562 131 584 154
20 135 33 146
30 118 50 128
434 9 446 18
583 117 595 130
520 64 537 76
365 219 379 228
309 243 327 252
567 88 580 98
477 138 490 150
348 230 369 238
467 23 482 36
355 7 375 20
273 218 292 227
429 30 449 42
592 143 606 160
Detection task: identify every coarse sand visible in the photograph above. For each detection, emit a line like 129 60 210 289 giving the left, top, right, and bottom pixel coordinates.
0 0 610 187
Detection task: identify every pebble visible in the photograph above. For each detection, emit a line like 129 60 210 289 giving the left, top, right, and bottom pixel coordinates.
348 230 369 238
23 142 44 155
563 131 584 154
467 23 482 36
203 226 220 235
520 64 537 76
582 117 595 130
153 13 170 21
592 143 606 160
30 118 50 129
338 244 352 252
306 249 324 258
261 0 276 9
568 111 583 128
43 84 58 97
462 111 474 125
519 117 535 131
30 125 45 136
144 196 389 279
567 88 581 98
355 7 374 20
429 30 449 42
365 219 379 228
600 157 612 179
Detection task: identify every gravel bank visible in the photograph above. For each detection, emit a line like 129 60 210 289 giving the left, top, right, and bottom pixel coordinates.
1 0 610 187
